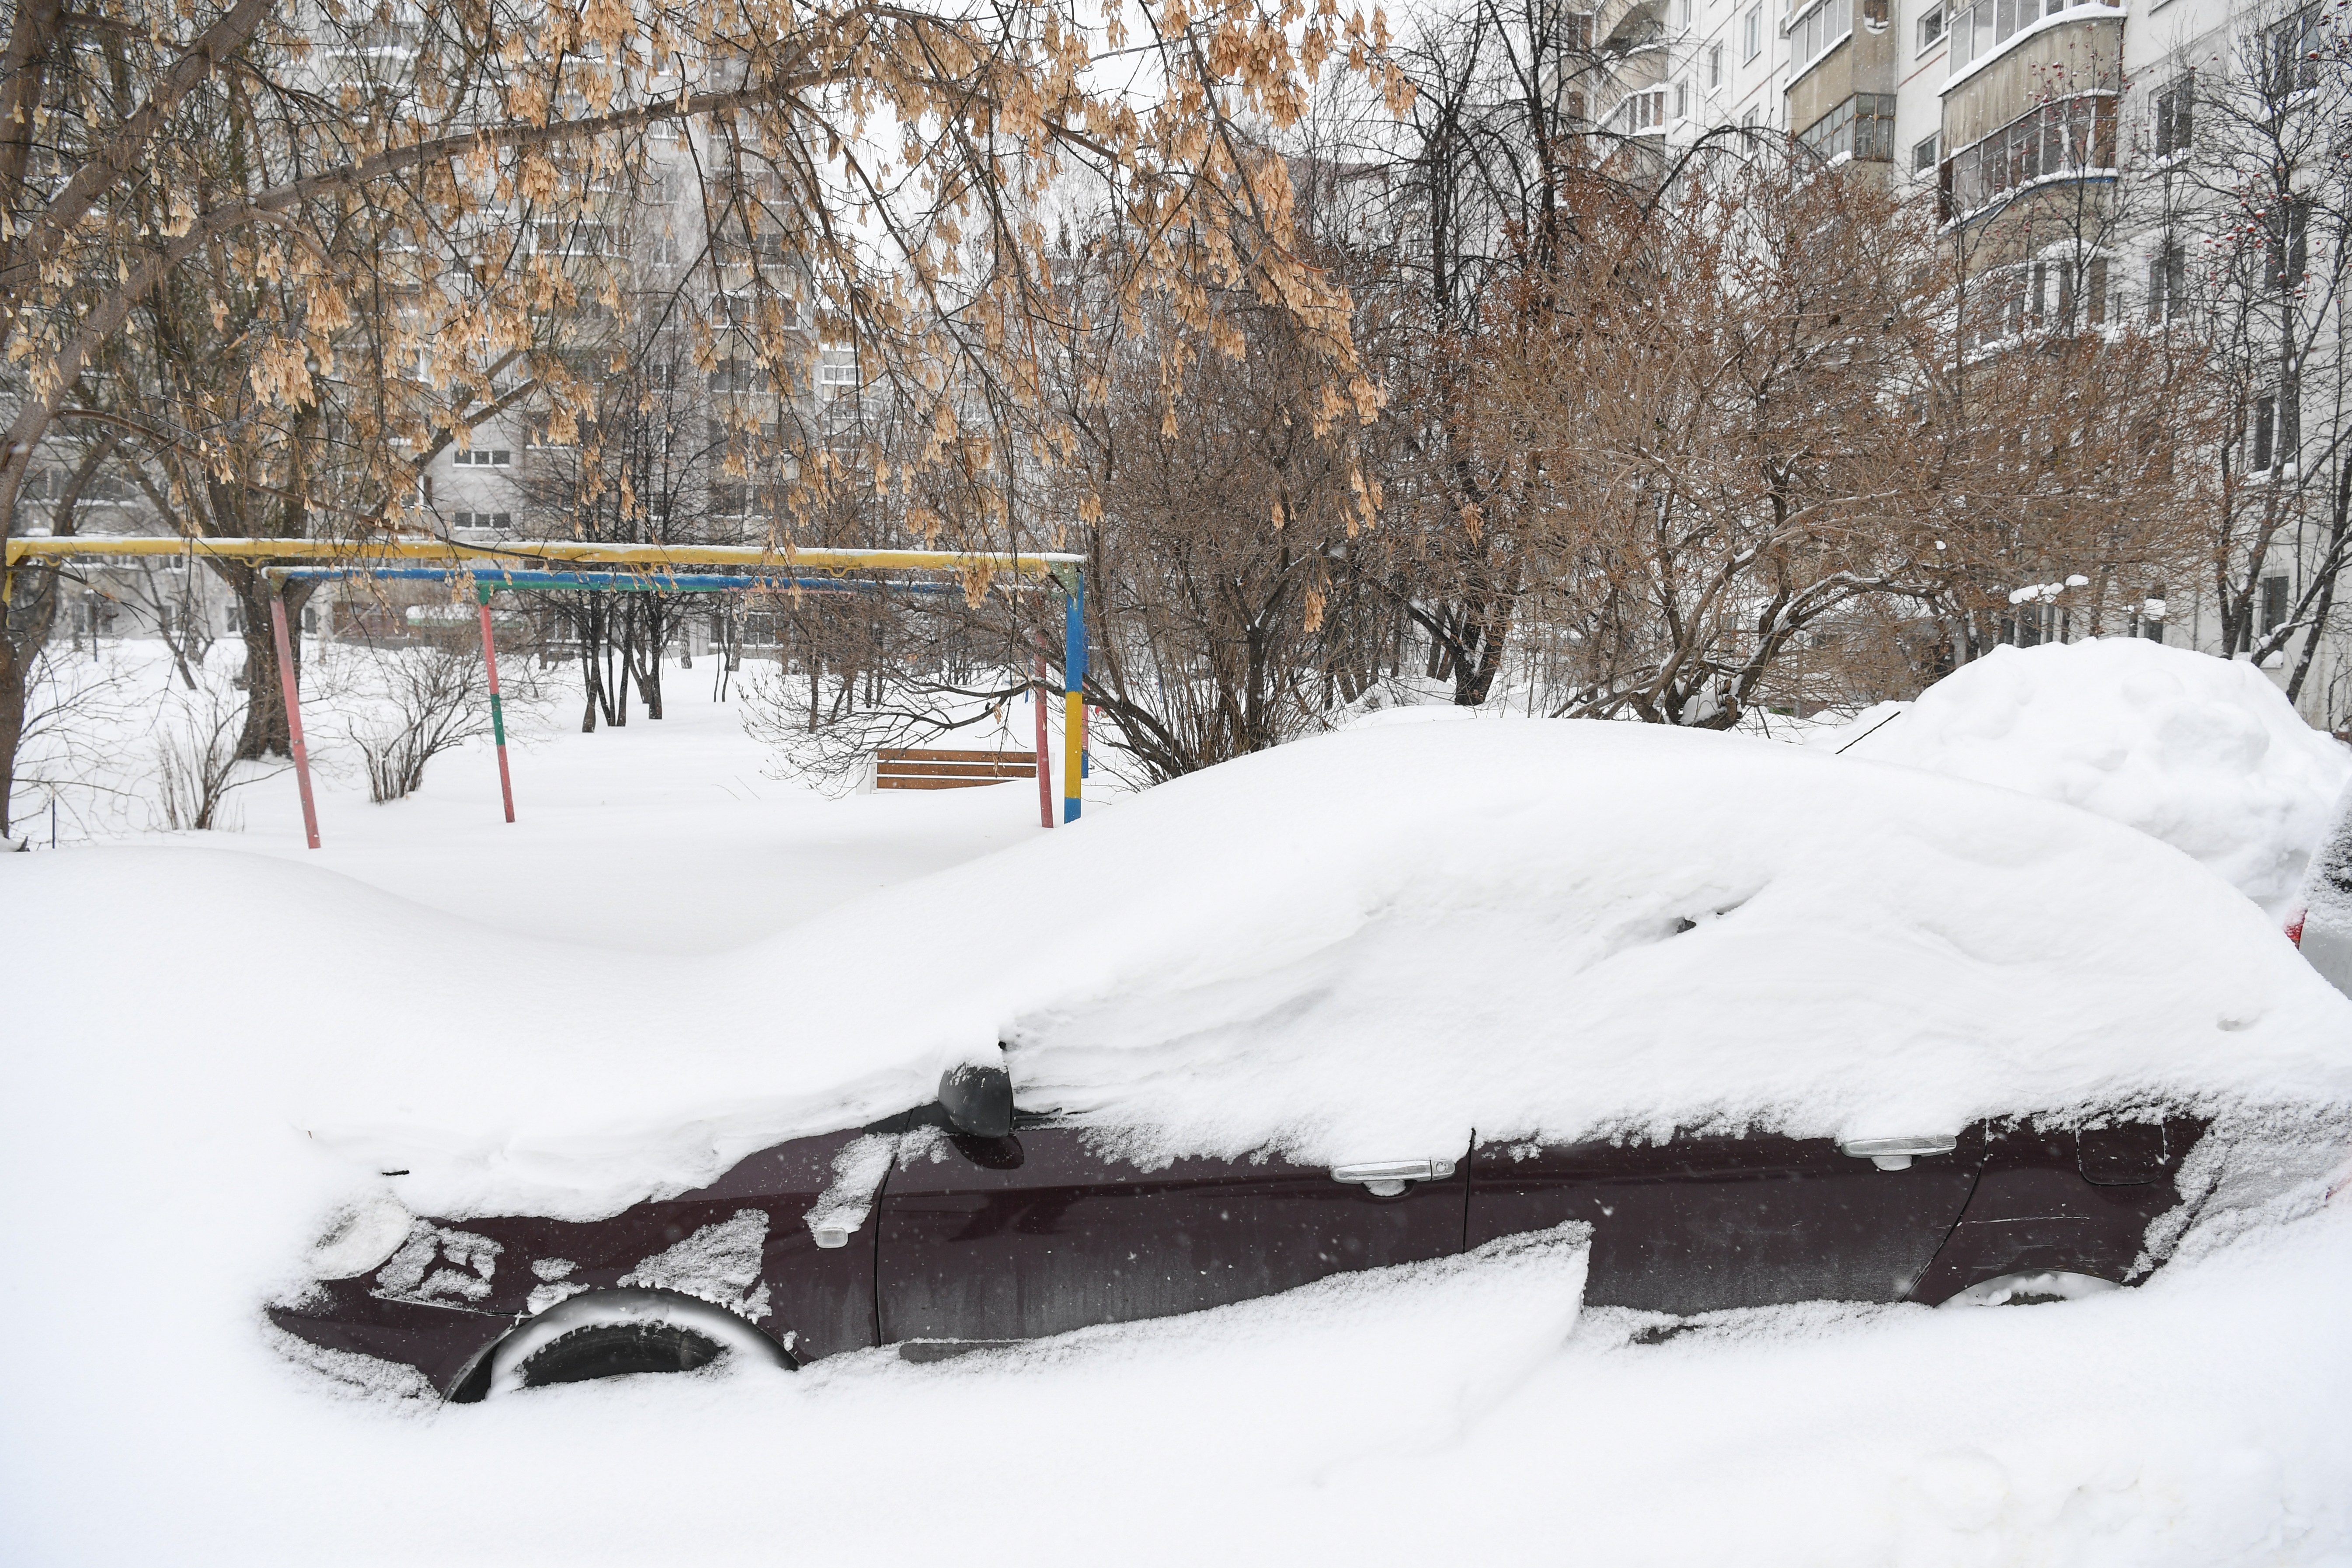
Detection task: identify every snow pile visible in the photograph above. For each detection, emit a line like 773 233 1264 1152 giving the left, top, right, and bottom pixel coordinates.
8 695 2352 1566
1821 640 2350 915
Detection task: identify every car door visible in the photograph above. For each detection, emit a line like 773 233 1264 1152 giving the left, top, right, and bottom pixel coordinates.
875 1108 1468 1346
1468 1126 1985 1314
1907 1116 2209 1303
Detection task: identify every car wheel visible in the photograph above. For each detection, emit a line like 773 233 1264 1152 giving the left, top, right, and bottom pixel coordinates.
479 1288 793 1397
1938 1270 2120 1308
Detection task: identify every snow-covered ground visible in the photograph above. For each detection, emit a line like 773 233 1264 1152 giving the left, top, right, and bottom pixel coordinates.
7 640 2352 1566
9 638 1063 946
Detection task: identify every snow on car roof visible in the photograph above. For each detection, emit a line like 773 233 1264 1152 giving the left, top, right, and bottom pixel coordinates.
23 719 2351 1223
982 719 2352 1173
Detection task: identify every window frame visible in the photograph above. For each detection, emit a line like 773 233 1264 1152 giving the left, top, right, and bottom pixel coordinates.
1916 0 1945 51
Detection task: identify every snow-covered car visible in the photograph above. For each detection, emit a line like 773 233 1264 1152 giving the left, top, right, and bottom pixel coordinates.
271 722 2352 1399
2291 779 2352 998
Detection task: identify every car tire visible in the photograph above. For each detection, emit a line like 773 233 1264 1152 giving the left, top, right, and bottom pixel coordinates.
478 1288 793 1397
1937 1270 2120 1308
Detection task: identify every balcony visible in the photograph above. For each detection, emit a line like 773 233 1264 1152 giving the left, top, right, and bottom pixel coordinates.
1944 0 2120 83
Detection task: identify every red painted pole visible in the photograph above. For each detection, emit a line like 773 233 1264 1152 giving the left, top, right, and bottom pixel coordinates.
477 584 516 823
268 590 321 850
1033 654 1054 829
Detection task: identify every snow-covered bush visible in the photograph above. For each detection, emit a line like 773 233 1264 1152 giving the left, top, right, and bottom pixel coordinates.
150 678 253 831
343 646 494 803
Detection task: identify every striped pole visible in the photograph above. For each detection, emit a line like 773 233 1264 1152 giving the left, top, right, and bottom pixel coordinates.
268 591 322 850
477 583 516 824
1062 571 1085 823
1033 653 1054 829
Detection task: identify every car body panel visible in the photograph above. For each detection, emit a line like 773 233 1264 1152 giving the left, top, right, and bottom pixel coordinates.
271 1127 880 1396
266 1108 2211 1397
1907 1118 2206 1304
1468 1128 1983 1313
874 1114 1470 1343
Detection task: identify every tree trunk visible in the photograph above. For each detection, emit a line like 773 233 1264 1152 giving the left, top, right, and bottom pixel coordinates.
0 625 27 840
226 572 317 760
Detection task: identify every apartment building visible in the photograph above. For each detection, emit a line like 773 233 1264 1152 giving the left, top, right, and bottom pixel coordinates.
1578 0 2348 723
416 123 843 556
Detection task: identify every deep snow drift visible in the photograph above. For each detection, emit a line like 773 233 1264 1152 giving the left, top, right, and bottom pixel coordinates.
8 687 2352 1567
1822 640 2351 916
195 716 2352 1223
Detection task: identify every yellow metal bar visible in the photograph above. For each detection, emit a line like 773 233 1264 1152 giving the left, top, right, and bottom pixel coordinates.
1 535 1083 575
1063 689 1083 817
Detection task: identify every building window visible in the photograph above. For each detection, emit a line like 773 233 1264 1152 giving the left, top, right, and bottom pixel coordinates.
1799 94 1897 161
1937 92 2116 220
532 219 617 256
1619 89 1671 132
1708 42 1724 86
1916 0 1944 50
1912 131 1940 172
1675 79 1690 118
707 359 772 394
2264 199 2310 289
2148 238 2187 323
452 511 514 532
451 448 512 467
1675 0 1692 25
2262 574 2290 633
1744 5 1762 60
2152 73 2193 159
2249 384 2301 471
1789 0 1854 71
1945 0 2100 75
2263 7 2323 101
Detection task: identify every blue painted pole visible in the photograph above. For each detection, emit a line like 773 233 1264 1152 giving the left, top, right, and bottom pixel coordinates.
1062 571 1085 823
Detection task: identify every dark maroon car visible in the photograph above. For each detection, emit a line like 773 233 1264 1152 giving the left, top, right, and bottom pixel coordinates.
273 1057 2208 1399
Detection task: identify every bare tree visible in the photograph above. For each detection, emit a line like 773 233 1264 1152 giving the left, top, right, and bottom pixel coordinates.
0 0 1399 835
2163 0 2351 700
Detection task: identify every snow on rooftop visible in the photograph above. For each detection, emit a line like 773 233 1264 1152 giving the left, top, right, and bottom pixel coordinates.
1820 640 2351 917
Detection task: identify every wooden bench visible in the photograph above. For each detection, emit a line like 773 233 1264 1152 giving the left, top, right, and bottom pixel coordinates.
874 747 1040 790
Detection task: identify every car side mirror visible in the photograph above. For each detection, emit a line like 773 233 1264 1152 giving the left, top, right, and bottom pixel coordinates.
939 1060 1013 1139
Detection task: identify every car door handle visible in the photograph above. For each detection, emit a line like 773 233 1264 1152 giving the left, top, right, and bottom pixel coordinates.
1332 1158 1456 1197
1838 1135 1958 1172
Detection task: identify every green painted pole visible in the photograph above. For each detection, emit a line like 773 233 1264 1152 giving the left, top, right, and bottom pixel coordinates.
477 582 515 823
